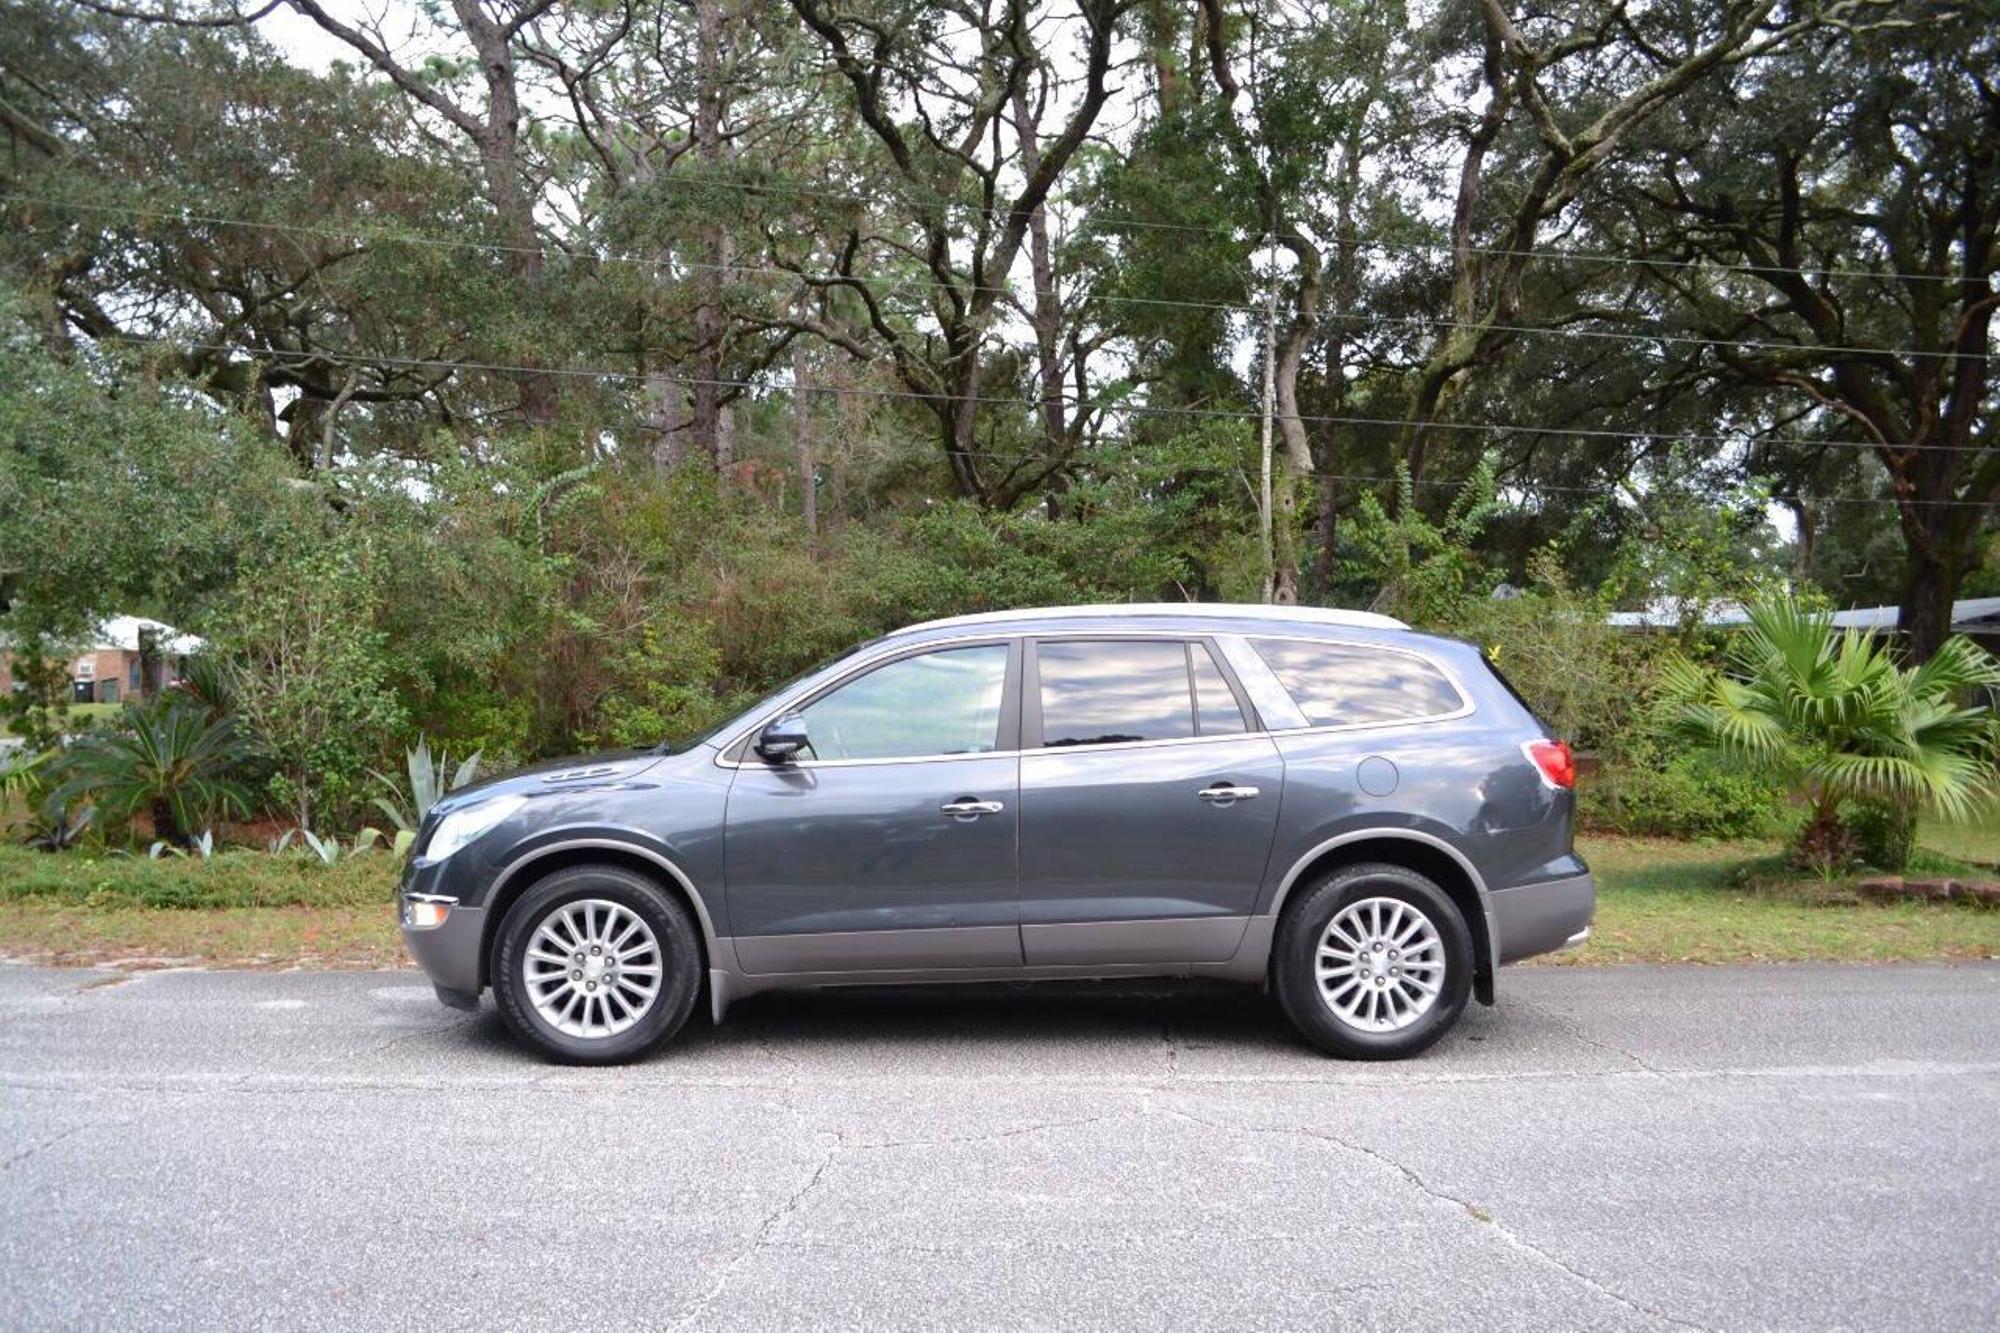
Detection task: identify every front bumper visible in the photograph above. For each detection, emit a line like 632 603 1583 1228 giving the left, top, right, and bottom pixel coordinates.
400 885 487 1009
1489 871 1596 965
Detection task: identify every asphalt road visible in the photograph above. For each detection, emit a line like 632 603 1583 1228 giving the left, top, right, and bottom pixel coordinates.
2 962 1997 1330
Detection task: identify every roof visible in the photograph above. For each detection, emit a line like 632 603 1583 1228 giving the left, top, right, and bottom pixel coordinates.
87 616 204 655
1606 596 2000 634
889 602 1408 638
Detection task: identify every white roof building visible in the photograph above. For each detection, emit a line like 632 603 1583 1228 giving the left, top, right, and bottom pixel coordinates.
1605 596 2000 635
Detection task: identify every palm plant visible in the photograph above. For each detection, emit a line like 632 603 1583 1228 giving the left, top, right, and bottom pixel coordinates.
50 698 256 846
1663 595 2000 871
370 736 481 832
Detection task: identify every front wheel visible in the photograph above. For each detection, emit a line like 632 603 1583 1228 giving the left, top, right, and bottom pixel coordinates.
492 865 703 1065
1272 862 1473 1060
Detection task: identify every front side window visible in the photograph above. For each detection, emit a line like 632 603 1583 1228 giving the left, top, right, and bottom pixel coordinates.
799 644 1009 760
1250 638 1463 728
1037 640 1197 747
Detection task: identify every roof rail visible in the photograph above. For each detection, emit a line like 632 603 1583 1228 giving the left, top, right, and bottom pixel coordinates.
888 602 1409 637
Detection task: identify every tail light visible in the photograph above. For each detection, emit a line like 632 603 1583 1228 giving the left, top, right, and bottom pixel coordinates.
1523 739 1575 790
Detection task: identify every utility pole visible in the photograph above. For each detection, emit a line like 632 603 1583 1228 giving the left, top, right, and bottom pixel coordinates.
1253 6 1276 604
1258 273 1277 604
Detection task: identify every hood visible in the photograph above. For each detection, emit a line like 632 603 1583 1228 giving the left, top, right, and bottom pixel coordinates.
428 749 667 816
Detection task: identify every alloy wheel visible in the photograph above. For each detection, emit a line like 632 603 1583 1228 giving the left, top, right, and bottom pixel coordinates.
523 898 663 1039
1314 895 1445 1032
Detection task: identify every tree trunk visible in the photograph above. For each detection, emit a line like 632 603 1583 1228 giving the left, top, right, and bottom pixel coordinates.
688 0 731 468
1897 545 1964 663
793 339 817 536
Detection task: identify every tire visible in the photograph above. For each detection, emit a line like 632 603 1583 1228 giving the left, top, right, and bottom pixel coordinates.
492 864 703 1065
1272 862 1473 1060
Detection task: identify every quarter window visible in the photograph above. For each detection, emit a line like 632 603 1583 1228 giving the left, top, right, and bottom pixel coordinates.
1191 644 1248 735
1250 638 1462 728
799 644 1009 760
1037 640 1195 747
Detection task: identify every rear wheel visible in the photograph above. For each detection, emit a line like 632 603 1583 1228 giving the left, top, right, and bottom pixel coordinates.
492 865 702 1065
1273 862 1473 1059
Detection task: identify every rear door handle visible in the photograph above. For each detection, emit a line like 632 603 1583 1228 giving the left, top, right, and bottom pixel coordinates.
1198 784 1260 806
940 798 1005 821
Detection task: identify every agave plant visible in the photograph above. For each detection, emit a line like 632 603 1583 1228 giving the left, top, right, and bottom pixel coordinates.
1663 595 2000 870
370 737 480 832
50 698 256 847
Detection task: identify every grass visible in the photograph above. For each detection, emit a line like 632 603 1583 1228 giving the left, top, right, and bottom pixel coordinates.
0 835 1996 972
1557 833 2000 966
0 845 403 968
4 701 122 737
1917 815 2000 867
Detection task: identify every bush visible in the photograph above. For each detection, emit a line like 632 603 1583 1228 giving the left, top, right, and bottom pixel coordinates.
211 541 408 829
1846 796 1918 873
1581 749 1785 840
0 845 397 910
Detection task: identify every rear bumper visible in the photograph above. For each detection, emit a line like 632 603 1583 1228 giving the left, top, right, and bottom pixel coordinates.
1490 871 1596 965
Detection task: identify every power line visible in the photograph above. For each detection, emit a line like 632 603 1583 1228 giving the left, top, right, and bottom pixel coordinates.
84 334 2000 492
8 192 1992 363
935 450 1974 512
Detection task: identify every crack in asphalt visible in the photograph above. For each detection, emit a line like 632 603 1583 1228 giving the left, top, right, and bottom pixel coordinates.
671 1141 840 1332
1514 996 1669 1076
1 1124 81 1172
1155 1107 1714 1331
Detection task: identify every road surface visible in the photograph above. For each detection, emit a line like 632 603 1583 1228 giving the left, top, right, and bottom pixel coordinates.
2 962 1997 1329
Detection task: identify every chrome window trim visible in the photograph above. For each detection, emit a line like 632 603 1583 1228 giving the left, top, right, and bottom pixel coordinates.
1237 633 1475 734
713 623 1470 768
1021 730 1281 760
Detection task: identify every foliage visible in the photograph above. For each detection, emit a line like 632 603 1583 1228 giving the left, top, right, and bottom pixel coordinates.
1845 796 1918 875
1447 553 1659 755
370 737 482 833
1579 745 1785 842
1664 595 2000 871
0 845 397 910
1345 460 1504 626
48 697 255 846
0 643 77 752
0 311 307 642
212 542 407 829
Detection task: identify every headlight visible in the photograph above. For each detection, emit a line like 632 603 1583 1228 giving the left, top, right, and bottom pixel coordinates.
424 794 528 861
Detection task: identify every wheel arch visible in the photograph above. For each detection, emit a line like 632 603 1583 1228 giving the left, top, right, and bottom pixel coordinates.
1267 830 1497 1005
479 837 719 990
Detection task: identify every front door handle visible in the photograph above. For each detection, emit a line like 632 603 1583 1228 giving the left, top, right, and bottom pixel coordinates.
1198 783 1260 807
940 798 1005 822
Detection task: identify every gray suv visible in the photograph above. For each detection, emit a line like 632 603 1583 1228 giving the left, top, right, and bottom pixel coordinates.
400 604 1594 1063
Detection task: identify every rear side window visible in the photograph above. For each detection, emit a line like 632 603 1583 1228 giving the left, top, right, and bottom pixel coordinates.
1037 640 1195 747
1249 638 1463 729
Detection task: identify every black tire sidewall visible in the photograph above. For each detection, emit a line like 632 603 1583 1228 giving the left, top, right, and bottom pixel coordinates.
492 866 702 1065
1274 863 1473 1060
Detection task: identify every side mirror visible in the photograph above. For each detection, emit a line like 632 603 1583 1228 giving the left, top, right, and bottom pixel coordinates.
754 713 811 762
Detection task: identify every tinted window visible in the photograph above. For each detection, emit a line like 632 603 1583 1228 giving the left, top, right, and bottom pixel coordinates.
1038 640 1194 747
1192 644 1248 735
1250 638 1462 728
800 644 1009 760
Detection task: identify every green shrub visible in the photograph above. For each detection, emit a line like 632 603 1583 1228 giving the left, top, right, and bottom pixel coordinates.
0 845 398 910
211 541 408 829
1845 796 1918 873
1581 750 1785 840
